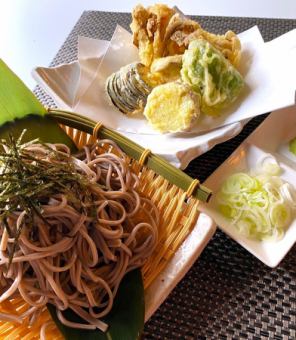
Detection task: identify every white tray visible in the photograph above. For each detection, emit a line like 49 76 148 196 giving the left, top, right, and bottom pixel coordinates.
200 106 296 267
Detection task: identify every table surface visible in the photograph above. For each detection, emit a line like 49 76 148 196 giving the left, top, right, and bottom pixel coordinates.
0 2 296 338
0 0 296 89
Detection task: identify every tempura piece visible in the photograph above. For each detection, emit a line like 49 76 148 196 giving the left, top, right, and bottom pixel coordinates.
181 39 244 115
163 13 202 56
149 4 176 58
143 82 200 133
150 55 182 82
130 5 153 67
163 12 241 66
185 30 241 66
130 4 175 66
106 63 153 115
130 4 242 67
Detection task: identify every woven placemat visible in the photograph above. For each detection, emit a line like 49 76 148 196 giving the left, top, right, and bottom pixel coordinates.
34 11 296 340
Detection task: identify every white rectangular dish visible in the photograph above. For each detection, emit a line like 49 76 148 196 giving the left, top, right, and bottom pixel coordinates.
200 106 296 267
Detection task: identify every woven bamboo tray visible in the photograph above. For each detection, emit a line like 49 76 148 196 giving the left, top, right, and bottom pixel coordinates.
0 113 215 339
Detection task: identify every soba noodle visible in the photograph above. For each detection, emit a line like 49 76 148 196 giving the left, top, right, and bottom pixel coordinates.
0 138 159 333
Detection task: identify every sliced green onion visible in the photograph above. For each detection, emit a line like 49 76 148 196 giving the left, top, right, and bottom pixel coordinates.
280 183 296 209
256 154 281 176
217 155 295 241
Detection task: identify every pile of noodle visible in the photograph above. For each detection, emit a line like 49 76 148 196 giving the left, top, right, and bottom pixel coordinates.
0 139 159 334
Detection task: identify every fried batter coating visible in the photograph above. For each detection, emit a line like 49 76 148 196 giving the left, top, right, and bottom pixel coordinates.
163 13 201 56
130 4 175 66
150 55 182 82
130 4 241 67
130 5 153 67
182 29 241 66
143 81 200 133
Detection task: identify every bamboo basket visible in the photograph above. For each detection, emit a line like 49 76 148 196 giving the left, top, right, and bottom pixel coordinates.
0 111 212 339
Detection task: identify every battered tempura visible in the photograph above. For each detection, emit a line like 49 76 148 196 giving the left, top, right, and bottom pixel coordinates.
130 4 241 67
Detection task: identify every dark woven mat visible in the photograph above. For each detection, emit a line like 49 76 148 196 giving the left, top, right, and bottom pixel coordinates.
34 11 296 340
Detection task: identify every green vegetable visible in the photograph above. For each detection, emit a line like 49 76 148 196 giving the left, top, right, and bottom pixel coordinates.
217 158 295 241
0 59 46 123
0 59 76 148
181 39 244 115
289 137 296 155
0 59 144 339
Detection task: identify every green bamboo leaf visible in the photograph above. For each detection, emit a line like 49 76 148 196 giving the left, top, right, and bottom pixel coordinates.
0 114 77 149
0 59 76 148
0 59 46 123
47 269 144 340
0 60 145 339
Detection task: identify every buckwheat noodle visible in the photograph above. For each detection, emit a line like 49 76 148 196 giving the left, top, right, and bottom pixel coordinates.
0 139 159 334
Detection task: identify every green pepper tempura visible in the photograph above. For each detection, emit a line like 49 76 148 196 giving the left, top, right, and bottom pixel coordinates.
181 39 244 116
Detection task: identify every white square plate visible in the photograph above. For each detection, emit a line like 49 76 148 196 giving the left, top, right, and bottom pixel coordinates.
200 106 296 267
